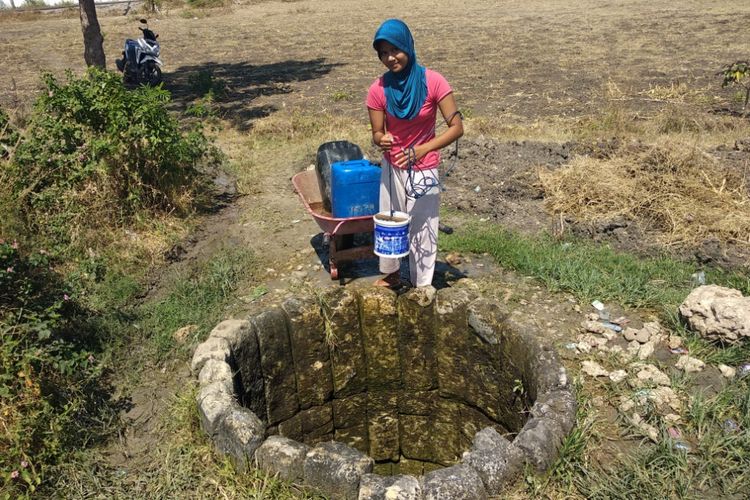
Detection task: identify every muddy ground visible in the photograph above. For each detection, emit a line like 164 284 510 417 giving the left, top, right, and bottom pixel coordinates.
2 0 750 494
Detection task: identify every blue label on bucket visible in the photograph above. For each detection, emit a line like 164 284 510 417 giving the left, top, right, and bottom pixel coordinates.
374 223 409 257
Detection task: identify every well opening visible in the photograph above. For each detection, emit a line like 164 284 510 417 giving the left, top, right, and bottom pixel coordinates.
193 283 575 498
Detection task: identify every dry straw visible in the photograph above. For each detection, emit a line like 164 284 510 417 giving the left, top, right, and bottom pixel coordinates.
538 142 750 249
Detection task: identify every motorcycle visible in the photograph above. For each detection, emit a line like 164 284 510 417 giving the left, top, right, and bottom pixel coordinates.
115 19 163 86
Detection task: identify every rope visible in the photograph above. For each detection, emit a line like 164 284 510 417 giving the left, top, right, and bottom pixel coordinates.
386 110 463 213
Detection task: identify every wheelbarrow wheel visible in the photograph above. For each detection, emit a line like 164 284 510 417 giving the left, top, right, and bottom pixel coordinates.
329 259 339 280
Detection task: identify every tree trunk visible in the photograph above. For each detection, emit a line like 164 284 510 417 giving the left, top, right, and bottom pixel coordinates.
79 0 106 69
9 0 16 9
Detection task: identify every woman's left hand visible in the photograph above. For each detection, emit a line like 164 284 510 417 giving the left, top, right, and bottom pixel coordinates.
391 144 426 168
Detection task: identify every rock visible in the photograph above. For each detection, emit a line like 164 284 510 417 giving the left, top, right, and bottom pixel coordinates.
228 319 266 421
623 326 651 344
214 407 265 469
637 342 655 360
576 341 592 353
635 364 671 386
209 319 253 347
609 369 628 383
650 386 682 413
173 324 198 343
581 320 608 335
630 413 658 442
676 355 705 373
367 391 400 462
678 285 750 343
304 441 374 500
664 413 681 424
196 381 235 436
623 328 638 342
668 335 683 349
513 415 566 471
422 464 488 500
323 288 367 398
359 288 400 390
282 297 333 409
198 359 234 393
358 474 421 500
191 336 231 375
255 435 309 482
581 360 609 377
445 252 462 266
531 391 577 435
619 398 635 413
627 341 642 358
398 287 438 391
254 309 299 424
641 321 661 340
602 330 618 341
718 364 736 379
461 428 523 495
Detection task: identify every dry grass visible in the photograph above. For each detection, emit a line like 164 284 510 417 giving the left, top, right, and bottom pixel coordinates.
539 140 750 250
218 110 370 192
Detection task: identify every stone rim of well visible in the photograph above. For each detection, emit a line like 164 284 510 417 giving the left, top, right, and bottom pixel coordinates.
191 281 576 499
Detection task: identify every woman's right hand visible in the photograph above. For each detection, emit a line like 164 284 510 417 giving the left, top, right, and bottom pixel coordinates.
379 132 394 152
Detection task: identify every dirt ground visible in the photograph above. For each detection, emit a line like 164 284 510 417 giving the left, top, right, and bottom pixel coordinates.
2 0 750 494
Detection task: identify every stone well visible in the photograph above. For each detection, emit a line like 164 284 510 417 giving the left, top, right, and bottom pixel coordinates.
191 283 575 499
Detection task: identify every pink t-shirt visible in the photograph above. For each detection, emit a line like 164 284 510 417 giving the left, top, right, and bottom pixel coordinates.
367 69 452 170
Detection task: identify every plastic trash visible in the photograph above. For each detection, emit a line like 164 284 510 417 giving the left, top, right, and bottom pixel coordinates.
601 321 623 333
691 270 706 286
723 419 740 433
673 441 691 453
591 300 611 321
564 342 578 350
474 185 481 193
634 389 651 401
670 347 689 355
738 363 750 379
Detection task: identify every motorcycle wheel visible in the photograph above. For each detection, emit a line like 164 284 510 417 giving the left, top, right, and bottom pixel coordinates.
143 62 162 86
123 61 136 84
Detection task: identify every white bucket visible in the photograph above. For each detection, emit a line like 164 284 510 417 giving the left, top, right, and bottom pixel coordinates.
373 211 411 258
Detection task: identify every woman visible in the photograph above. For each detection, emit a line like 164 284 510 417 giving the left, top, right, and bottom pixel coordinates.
367 19 463 288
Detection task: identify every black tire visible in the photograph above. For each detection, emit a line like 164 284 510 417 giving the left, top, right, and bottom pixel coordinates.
123 61 136 84
142 62 162 86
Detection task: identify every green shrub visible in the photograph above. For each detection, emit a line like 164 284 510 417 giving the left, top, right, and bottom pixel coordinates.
188 68 227 98
9 68 218 253
0 240 101 497
0 108 18 157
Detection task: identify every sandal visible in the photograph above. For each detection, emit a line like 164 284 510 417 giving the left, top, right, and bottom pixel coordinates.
374 271 402 288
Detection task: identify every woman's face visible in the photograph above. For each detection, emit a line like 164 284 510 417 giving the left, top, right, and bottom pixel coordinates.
377 41 409 73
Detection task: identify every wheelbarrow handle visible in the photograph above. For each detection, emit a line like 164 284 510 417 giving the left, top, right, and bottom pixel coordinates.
331 219 347 236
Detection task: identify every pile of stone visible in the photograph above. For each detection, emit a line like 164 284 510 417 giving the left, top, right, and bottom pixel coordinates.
574 284 749 443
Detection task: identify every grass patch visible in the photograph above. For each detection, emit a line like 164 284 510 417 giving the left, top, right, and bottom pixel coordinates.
572 378 750 499
440 223 750 309
141 246 256 359
522 378 601 497
46 384 325 499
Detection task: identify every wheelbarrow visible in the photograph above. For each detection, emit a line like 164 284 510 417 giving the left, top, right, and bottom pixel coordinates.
291 169 375 279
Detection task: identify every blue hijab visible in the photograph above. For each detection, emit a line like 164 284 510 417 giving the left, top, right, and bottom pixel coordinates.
373 19 427 121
